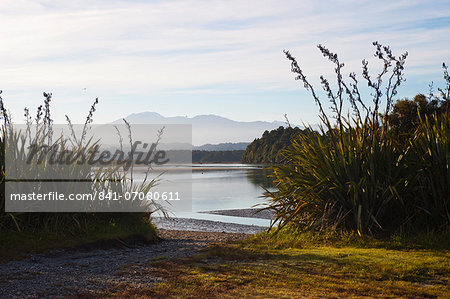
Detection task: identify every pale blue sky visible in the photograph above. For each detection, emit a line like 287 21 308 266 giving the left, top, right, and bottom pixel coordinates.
1 0 449 125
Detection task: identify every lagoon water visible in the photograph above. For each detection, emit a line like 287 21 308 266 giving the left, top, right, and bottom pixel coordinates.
135 164 273 227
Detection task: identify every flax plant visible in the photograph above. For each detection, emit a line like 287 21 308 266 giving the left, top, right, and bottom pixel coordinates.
265 42 413 236
0 91 165 233
407 67 449 231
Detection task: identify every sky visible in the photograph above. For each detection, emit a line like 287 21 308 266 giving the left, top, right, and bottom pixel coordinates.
1 0 449 125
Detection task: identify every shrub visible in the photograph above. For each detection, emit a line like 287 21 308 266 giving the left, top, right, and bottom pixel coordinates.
0 91 164 234
265 42 449 236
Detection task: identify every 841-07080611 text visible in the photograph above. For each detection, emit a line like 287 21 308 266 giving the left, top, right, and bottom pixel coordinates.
97 191 180 201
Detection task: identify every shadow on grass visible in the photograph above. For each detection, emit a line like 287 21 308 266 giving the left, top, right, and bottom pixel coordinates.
100 242 449 298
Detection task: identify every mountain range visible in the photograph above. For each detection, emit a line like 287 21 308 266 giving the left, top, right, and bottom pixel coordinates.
194 142 249 151
115 112 290 146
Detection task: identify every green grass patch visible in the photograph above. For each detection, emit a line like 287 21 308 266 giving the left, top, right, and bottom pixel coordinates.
103 231 450 298
247 227 450 251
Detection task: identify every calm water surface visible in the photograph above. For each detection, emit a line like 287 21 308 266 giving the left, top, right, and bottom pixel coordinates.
136 164 273 226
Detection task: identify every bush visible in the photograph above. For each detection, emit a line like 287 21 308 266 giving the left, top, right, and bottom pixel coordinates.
0 91 164 235
265 42 449 236
408 114 449 230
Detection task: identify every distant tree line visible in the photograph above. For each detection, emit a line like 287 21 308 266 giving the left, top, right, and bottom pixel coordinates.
387 93 449 141
241 126 305 164
192 150 244 163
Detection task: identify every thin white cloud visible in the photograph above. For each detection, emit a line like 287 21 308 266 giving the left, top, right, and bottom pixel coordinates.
0 0 449 123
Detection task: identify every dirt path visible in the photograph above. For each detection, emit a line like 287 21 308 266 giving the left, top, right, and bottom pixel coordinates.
0 230 248 298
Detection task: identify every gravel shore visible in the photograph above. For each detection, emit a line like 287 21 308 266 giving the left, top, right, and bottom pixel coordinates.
152 217 267 234
0 229 248 298
200 208 274 220
0 208 269 298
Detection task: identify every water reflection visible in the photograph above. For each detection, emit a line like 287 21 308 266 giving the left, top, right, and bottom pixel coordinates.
245 167 274 189
136 164 274 226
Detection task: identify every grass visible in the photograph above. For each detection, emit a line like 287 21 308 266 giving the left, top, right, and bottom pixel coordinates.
0 215 157 263
97 231 450 298
246 227 450 251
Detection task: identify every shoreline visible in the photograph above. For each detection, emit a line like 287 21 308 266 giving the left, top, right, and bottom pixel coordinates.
199 208 274 220
131 163 264 172
152 217 267 234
